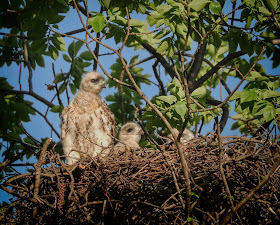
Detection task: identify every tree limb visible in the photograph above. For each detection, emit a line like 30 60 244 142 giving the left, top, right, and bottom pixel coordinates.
0 89 55 108
186 43 207 88
206 99 229 133
190 51 246 93
141 42 177 79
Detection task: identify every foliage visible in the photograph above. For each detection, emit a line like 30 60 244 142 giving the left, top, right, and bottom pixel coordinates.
0 0 280 222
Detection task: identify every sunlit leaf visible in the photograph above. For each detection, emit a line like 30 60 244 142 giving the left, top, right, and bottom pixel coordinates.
88 13 107 33
189 0 210 11
209 2 222 15
157 95 177 104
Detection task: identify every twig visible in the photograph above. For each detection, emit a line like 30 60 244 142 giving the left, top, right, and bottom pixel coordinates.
52 63 63 107
28 104 60 139
220 156 280 225
134 109 185 209
0 89 55 108
32 138 51 220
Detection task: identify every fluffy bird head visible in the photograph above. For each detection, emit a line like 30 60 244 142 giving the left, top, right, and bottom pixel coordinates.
80 72 106 94
167 128 194 144
119 122 144 144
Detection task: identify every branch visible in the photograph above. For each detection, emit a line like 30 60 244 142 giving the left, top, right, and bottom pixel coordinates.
141 42 177 79
52 63 63 107
33 138 52 220
191 51 246 92
203 58 231 95
0 89 55 108
186 43 207 88
28 104 61 139
152 60 166 95
0 140 39 171
134 108 185 209
206 99 229 133
217 124 238 219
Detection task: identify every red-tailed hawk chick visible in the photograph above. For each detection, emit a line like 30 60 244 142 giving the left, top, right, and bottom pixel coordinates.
115 122 144 151
167 128 194 145
61 72 116 165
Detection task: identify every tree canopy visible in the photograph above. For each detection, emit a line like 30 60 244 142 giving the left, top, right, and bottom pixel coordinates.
0 0 280 223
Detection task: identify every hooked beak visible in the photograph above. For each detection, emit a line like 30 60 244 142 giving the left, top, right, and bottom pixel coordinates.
101 82 106 89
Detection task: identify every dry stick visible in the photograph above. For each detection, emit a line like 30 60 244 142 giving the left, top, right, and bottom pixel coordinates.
217 124 243 224
220 155 280 225
272 10 280 30
134 109 185 209
52 63 63 107
119 70 126 124
0 185 38 204
33 138 52 220
57 157 76 205
93 5 103 70
0 144 38 171
19 63 22 90
194 207 217 224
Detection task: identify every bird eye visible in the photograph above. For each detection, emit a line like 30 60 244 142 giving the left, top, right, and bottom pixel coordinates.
127 128 133 132
90 79 97 83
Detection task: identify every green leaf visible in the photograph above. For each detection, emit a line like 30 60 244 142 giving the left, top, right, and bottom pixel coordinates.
80 51 94 60
187 217 194 222
246 71 262 81
259 6 272 16
189 0 210 11
63 54 72 62
157 95 177 104
130 19 144 27
138 4 146 14
157 38 169 52
68 41 84 58
59 83 66 94
50 105 64 113
69 83 76 95
229 91 241 101
49 45 59 60
129 55 139 64
191 86 208 99
36 55 45 67
209 2 222 15
244 0 255 6
265 0 278 11
51 34 66 51
191 192 199 199
56 0 68 8
101 0 110 8
240 90 258 103
89 13 107 33
174 101 187 120
253 101 276 122
259 90 280 99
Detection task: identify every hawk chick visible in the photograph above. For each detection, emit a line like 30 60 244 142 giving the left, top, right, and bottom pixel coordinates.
61 72 116 165
115 122 144 151
167 128 194 145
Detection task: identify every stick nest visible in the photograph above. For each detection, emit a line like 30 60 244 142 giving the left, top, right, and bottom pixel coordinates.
2 136 280 224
